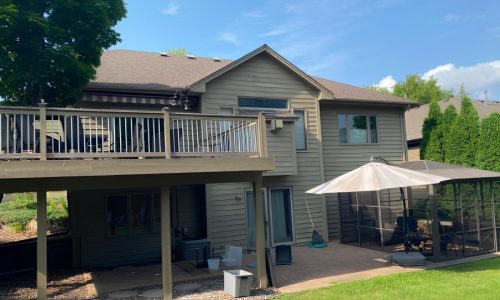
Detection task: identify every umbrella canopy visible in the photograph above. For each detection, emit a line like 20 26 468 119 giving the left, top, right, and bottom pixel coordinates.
306 162 449 194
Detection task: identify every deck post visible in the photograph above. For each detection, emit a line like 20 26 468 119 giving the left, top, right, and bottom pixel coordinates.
37 190 48 300
257 113 268 157
429 184 441 259
163 108 171 159
38 103 47 160
161 186 173 300
253 174 268 288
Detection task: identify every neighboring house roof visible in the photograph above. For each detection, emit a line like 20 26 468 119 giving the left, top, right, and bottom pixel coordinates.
397 160 500 181
88 44 413 105
405 97 500 142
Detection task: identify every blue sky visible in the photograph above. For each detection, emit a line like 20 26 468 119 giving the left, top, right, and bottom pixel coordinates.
113 0 500 99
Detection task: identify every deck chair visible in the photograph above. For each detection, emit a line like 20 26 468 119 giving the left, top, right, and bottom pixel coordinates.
33 119 65 153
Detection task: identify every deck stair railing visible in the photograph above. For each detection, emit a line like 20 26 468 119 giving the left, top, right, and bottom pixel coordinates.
0 104 267 160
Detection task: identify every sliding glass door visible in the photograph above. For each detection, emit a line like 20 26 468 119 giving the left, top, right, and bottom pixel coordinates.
246 187 294 248
269 187 294 245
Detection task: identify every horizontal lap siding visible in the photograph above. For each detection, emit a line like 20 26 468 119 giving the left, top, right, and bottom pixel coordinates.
203 52 326 250
70 190 162 268
320 104 406 239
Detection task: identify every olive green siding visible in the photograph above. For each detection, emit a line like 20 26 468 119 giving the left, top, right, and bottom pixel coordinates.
69 187 203 268
320 103 407 239
202 52 327 250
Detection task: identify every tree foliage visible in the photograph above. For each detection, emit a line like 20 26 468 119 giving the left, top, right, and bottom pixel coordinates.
393 74 453 104
420 100 441 159
165 48 190 56
476 113 500 171
445 96 480 167
0 0 126 106
365 85 391 95
440 105 458 159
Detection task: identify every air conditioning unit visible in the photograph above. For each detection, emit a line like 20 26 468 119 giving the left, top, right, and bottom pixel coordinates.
270 119 283 132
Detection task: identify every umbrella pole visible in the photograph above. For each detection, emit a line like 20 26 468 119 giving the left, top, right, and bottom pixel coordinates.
377 191 384 248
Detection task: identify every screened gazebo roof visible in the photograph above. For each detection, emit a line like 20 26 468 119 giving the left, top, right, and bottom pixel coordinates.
397 160 500 181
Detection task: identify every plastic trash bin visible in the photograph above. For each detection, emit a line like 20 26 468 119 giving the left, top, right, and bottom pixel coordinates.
207 258 220 273
223 270 253 297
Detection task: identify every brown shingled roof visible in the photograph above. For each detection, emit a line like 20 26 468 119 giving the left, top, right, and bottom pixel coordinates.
89 48 413 105
88 50 232 92
405 97 500 141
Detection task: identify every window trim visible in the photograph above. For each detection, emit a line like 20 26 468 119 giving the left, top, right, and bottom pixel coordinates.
338 113 379 145
237 96 290 111
293 109 308 151
105 192 156 239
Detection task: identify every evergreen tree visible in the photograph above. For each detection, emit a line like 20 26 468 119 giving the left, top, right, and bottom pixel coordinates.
420 100 441 159
445 96 480 167
476 113 500 171
441 105 458 160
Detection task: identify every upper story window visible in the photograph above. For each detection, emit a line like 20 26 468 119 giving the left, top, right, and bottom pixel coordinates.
338 114 378 144
238 97 288 110
294 110 307 150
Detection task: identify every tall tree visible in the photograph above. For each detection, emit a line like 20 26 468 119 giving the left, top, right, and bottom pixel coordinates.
0 0 126 106
420 100 441 159
441 105 458 160
476 113 500 171
425 104 458 162
393 74 453 104
445 96 480 167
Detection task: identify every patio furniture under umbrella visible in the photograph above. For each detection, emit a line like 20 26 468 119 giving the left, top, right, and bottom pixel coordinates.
306 160 449 252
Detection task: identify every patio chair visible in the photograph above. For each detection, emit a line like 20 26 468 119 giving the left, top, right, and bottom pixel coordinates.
222 245 243 267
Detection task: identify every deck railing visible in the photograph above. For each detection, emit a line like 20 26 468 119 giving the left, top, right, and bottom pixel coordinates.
0 104 267 160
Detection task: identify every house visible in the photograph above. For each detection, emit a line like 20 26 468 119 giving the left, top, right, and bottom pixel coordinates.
0 45 415 299
405 97 500 160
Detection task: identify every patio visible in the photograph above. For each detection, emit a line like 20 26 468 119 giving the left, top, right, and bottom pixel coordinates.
81 241 500 297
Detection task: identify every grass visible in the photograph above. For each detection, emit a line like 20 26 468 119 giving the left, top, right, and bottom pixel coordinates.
275 258 500 300
0 192 68 233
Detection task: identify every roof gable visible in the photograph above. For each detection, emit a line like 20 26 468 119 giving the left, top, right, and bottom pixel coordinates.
187 44 335 99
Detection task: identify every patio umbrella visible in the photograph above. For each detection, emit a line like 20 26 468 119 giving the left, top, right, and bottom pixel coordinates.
306 162 449 194
306 161 449 252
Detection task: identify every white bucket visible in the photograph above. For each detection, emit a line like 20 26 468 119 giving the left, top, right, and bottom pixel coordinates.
207 258 220 273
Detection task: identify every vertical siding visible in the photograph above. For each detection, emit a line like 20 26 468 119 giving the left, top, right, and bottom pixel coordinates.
203 52 327 250
320 104 406 239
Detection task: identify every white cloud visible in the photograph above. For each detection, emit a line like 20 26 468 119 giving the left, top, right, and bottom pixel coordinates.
422 61 500 97
161 3 179 16
259 29 287 37
217 32 240 46
374 75 397 92
441 13 483 23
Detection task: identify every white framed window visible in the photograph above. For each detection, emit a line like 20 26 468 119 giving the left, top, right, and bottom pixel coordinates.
294 109 307 150
238 97 289 111
338 113 378 144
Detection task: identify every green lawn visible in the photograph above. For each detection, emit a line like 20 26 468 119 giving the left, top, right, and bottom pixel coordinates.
275 258 500 300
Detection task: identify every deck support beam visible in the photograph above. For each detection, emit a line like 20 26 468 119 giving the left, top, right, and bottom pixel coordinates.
253 175 268 288
37 190 48 300
161 186 173 300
